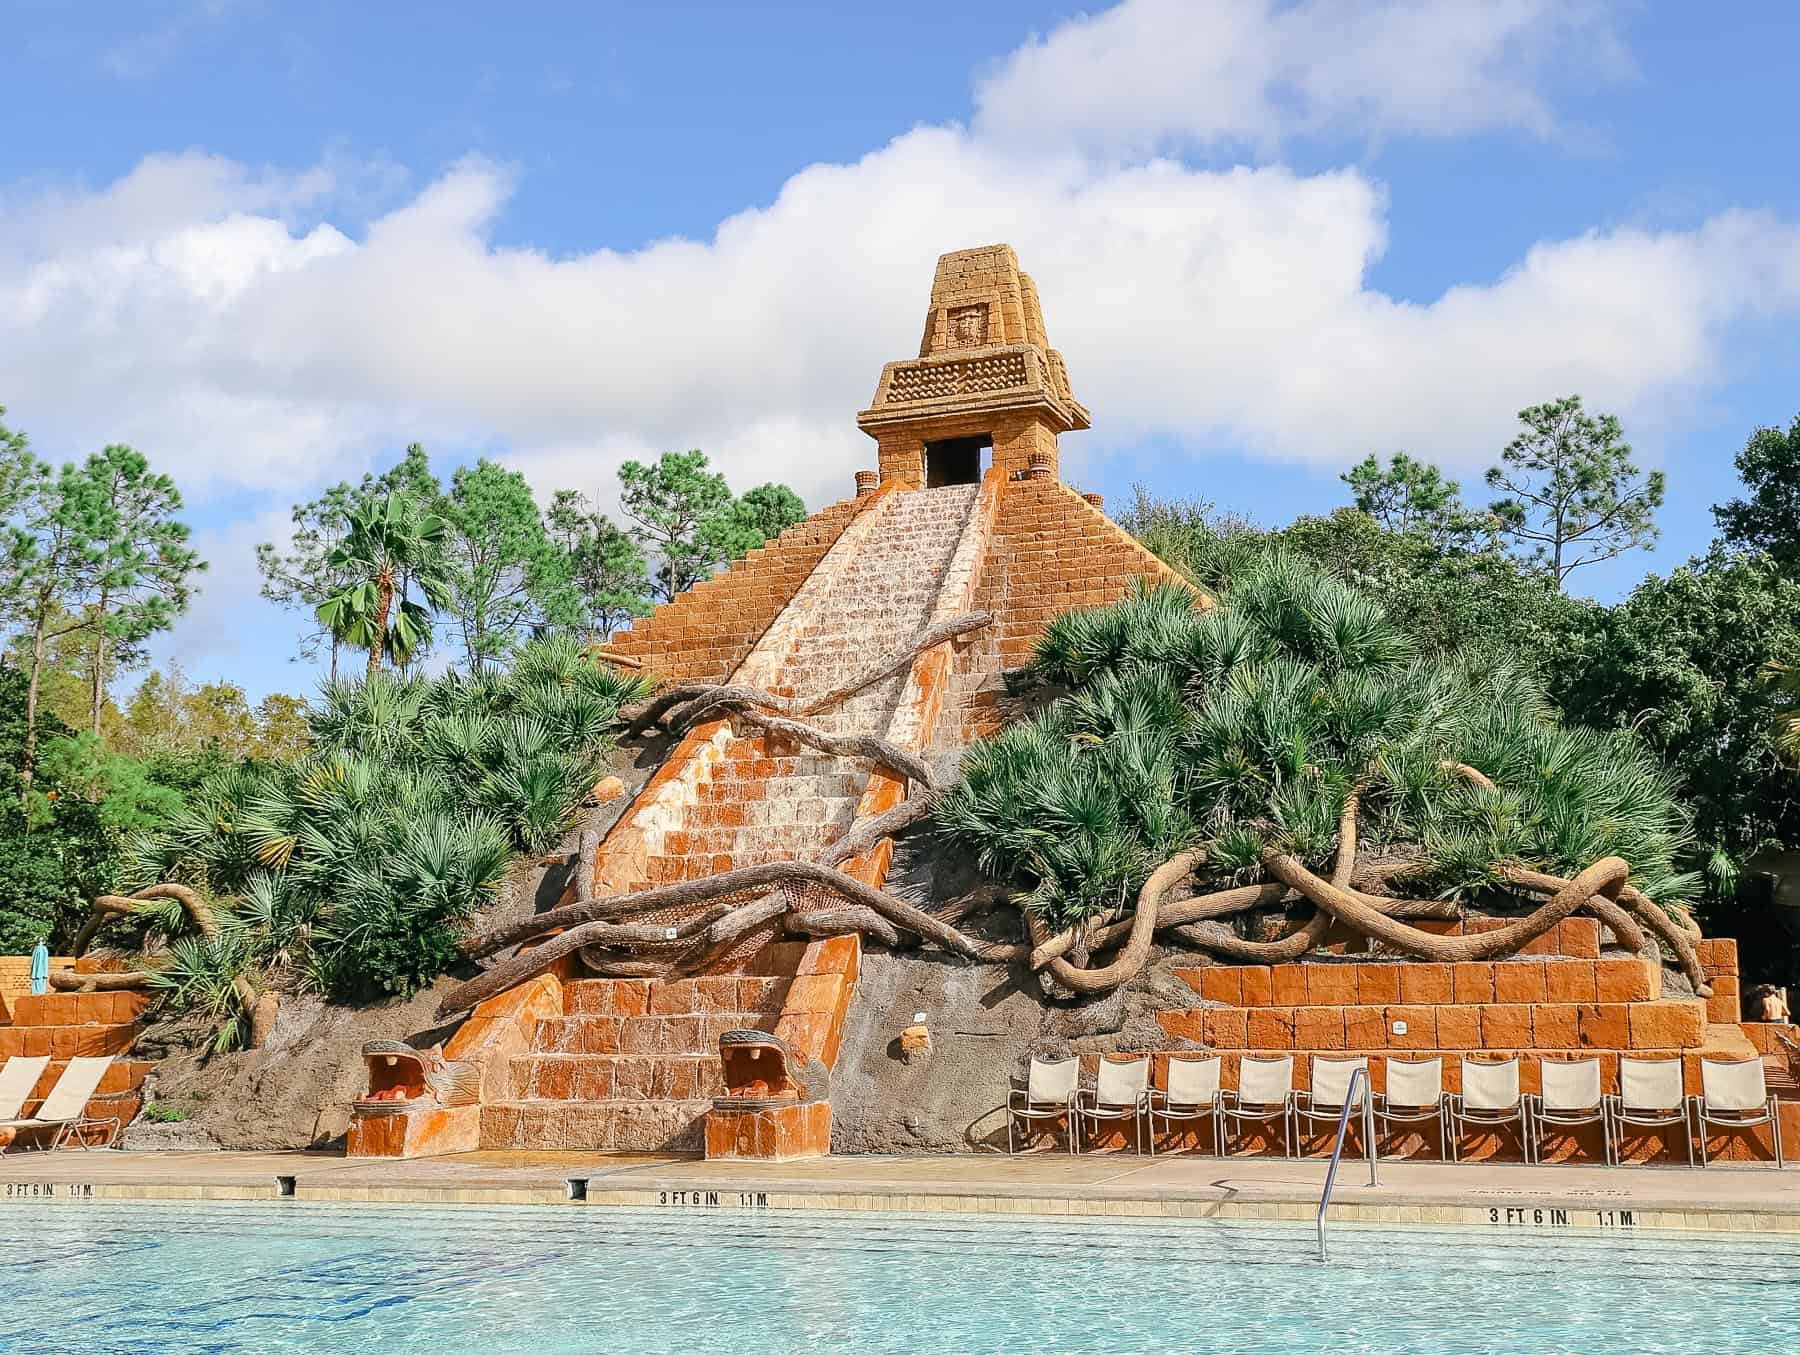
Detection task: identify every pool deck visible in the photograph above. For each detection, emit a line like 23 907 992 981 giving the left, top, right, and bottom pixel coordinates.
2 1148 1795 1233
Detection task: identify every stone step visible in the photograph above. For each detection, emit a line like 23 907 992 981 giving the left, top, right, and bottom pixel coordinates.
532 1011 778 1056
1160 998 1710 1052
511 1053 727 1102
1178 953 1659 1008
559 976 792 1019
7 991 151 1026
479 1099 712 1152
0 1022 141 1059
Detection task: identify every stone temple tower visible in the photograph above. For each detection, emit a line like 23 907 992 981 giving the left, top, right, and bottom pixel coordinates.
856 244 1090 488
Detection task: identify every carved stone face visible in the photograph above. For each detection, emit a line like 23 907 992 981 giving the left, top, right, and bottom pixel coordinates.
949 304 987 348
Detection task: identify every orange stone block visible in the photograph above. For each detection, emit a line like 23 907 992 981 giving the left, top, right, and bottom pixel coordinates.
1344 1007 1387 1050
1556 918 1601 959
1293 1007 1346 1050
1246 1008 1296 1050
1239 966 1274 1007
1451 963 1495 1005
1627 1000 1706 1050
1306 966 1359 1005
1544 962 1597 1003
1398 964 1453 1006
1534 1003 1580 1050
1576 1003 1630 1050
1595 959 1655 1004
1356 964 1401 1006
1271 967 1308 1007
1204 1008 1248 1049
1157 1010 1206 1044
1435 1004 1482 1049
1199 967 1242 1006
1383 1006 1435 1050
1492 961 1548 1004
1479 1004 1533 1048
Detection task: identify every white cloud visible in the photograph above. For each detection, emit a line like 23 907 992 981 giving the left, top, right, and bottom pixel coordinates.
5 128 1799 520
975 0 1632 158
0 0 1795 589
101 0 258 81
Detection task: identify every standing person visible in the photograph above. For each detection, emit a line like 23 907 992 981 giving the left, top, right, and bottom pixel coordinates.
1759 985 1791 1023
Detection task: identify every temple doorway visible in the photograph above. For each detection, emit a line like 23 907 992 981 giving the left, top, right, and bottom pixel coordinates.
924 435 990 487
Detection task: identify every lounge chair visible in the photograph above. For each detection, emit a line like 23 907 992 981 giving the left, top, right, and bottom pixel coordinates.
1007 1055 1081 1154
1449 1058 1525 1161
1293 1055 1370 1159
1219 1055 1295 1158
0 1056 51 1123
1076 1055 1150 1154
0 1055 119 1153
1530 1057 1607 1165
1374 1056 1447 1158
1693 1058 1784 1167
1147 1054 1222 1156
1607 1056 1692 1166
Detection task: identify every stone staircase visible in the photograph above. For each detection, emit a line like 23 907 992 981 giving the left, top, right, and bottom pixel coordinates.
477 948 803 1151
635 483 981 883
491 486 983 1152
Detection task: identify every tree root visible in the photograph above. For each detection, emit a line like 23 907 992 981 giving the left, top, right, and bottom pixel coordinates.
792 612 993 717
625 683 783 738
787 906 911 947
440 861 1024 1016
71 883 221 957
622 613 993 739
1265 852 1630 962
820 790 942 869
731 709 935 789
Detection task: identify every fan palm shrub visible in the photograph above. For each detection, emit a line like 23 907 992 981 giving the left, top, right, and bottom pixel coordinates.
938 555 1696 931
121 641 650 1013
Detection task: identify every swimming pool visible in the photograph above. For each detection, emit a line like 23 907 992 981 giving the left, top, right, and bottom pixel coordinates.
3 1202 1795 1353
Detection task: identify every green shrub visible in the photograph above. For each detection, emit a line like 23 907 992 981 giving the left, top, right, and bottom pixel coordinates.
937 557 1695 931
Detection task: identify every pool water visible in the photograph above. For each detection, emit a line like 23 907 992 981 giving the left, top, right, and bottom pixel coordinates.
3 1202 1796 1354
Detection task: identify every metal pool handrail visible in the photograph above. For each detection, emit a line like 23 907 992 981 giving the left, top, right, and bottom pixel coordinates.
1316 1065 1378 1262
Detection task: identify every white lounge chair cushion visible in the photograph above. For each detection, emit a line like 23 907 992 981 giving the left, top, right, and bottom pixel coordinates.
1026 1057 1079 1105
33 1055 114 1124
1238 1056 1292 1106
1461 1059 1521 1112
1539 1058 1602 1113
1310 1057 1368 1110
0 1056 51 1122
1095 1056 1149 1108
1700 1058 1767 1113
1385 1057 1442 1109
1164 1056 1220 1107
1619 1057 1683 1112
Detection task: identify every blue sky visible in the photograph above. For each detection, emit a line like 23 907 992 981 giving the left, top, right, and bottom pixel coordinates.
4 1 1800 702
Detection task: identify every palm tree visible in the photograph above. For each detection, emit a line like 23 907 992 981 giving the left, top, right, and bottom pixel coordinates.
1765 660 1800 767
315 492 453 675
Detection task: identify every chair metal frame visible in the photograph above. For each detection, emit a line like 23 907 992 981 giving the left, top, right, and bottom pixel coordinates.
1006 1055 1082 1155
1218 1055 1296 1159
1373 1056 1449 1160
1076 1055 1151 1155
1448 1058 1527 1162
1605 1056 1694 1168
1528 1057 1609 1166
1146 1054 1223 1157
1691 1058 1785 1168
1293 1055 1371 1159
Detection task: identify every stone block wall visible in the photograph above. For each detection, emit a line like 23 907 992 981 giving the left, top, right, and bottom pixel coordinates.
0 989 151 1142
602 492 873 685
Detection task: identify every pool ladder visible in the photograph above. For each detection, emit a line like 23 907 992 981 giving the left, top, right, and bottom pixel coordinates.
1315 1066 1378 1263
